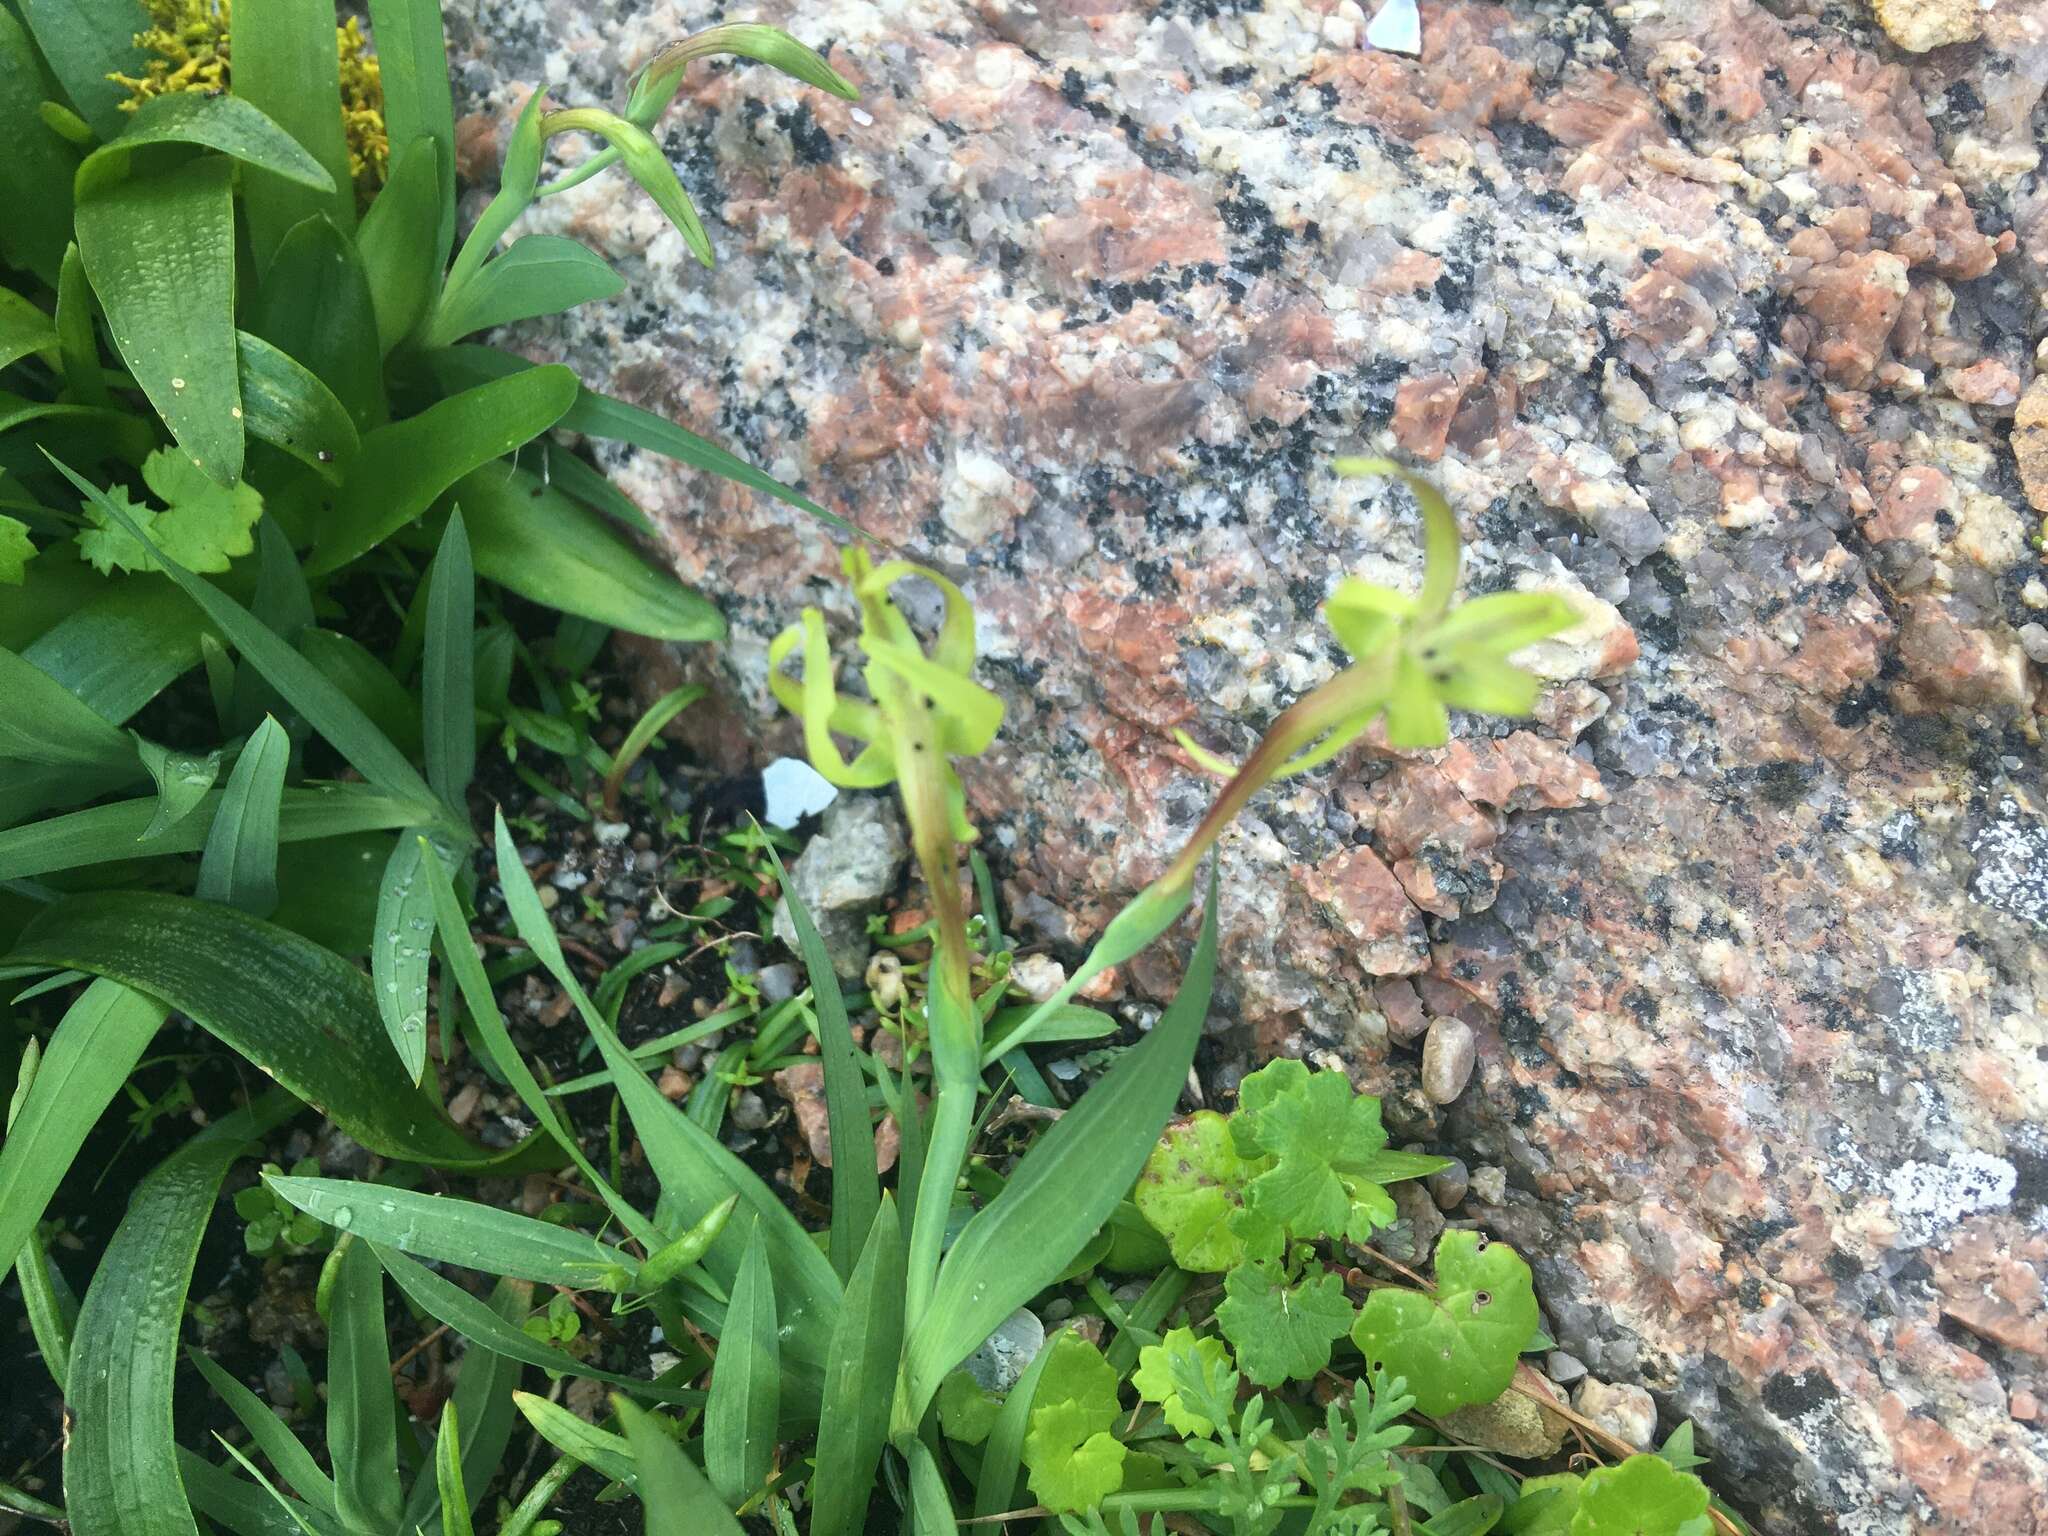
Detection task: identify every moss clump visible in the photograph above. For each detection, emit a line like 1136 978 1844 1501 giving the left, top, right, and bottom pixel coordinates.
110 0 388 201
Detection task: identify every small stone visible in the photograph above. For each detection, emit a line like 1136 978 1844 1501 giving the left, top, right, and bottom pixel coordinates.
1439 1382 1568 1457
1870 0 1982 52
2019 624 2048 666
1574 1377 1659 1451
1391 1179 1446 1263
537 884 560 911
1428 1157 1470 1211
1547 1350 1589 1385
729 1090 772 1131
1469 1165 1508 1205
2015 378 2048 514
1420 1018 1476 1104
1010 953 1068 1002
1376 978 1431 1044
770 795 908 980
657 1066 693 1101
755 962 800 1004
964 1308 1046 1393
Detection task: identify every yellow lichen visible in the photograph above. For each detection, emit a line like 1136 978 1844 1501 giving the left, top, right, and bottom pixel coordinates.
111 0 388 202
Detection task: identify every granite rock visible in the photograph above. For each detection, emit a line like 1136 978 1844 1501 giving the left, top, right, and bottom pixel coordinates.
442 0 2048 1529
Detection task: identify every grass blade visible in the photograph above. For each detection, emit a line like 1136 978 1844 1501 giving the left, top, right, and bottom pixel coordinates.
616 1397 746 1536
704 1223 779 1506
489 812 840 1408
48 455 442 814
905 875 1219 1418
226 0 355 262
135 737 223 840
328 1236 404 1533
365 0 456 270
371 829 443 1083
251 214 383 430
63 1092 294 1536
808 1195 905 1536
0 782 425 882
764 838 876 1281
188 1352 338 1519
424 234 623 346
434 1401 475 1536
972 1332 1053 1519
307 366 579 577
298 628 423 757
601 684 703 819
907 1438 959 1536
20 574 212 724
403 1279 530 1532
75 156 242 484
196 715 289 916
423 507 475 808
7 891 511 1167
515 1393 637 1487
377 1245 701 1405
0 978 165 1278
266 1175 638 1287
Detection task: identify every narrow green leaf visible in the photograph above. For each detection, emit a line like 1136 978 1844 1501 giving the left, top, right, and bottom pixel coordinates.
365 0 457 270
704 1225 780 1507
808 1195 904 1536
0 782 425 882
515 1394 637 1487
176 1448 324 1536
371 830 445 1083
188 1352 338 1519
48 454 441 811
618 1397 745 1536
417 845 659 1247
75 93 336 202
19 576 210 725
424 235 624 346
0 979 165 1279
308 366 579 576
329 1236 404 1533
403 1279 529 1533
908 1439 958 1536
542 446 656 536
268 1175 637 1287
489 812 839 1408
358 137 442 354
435 1401 476 1536
196 715 290 915
907 876 1218 1416
377 1245 702 1404
0 11 81 283
459 465 725 642
974 1341 1054 1519
63 1093 294 1536
421 346 841 529
75 156 243 484
297 628 424 758
16 0 146 141
237 330 360 482
226 0 355 262
251 215 383 431
424 508 476 807
54 243 108 406
765 839 876 1281
0 644 136 769
7 892 510 1168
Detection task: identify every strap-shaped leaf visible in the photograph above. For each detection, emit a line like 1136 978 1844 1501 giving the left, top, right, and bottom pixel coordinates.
328 1236 404 1533
307 366 579 576
64 1093 294 1536
15 0 145 141
196 715 289 915
907 875 1217 1416
365 0 457 268
76 156 243 484
225 0 356 261
702 1225 779 1507
0 11 81 282
7 891 515 1168
236 330 360 483
0 979 165 1280
808 1196 904 1536
424 234 623 346
357 138 443 354
75 92 336 201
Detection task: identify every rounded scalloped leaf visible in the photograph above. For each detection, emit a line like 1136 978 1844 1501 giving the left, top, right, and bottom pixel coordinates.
1572 1455 1712 1536
1215 1259 1354 1388
1132 1326 1233 1437
1134 1111 1266 1272
1502 1472 1584 1535
1350 1229 1537 1417
1024 1400 1126 1514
